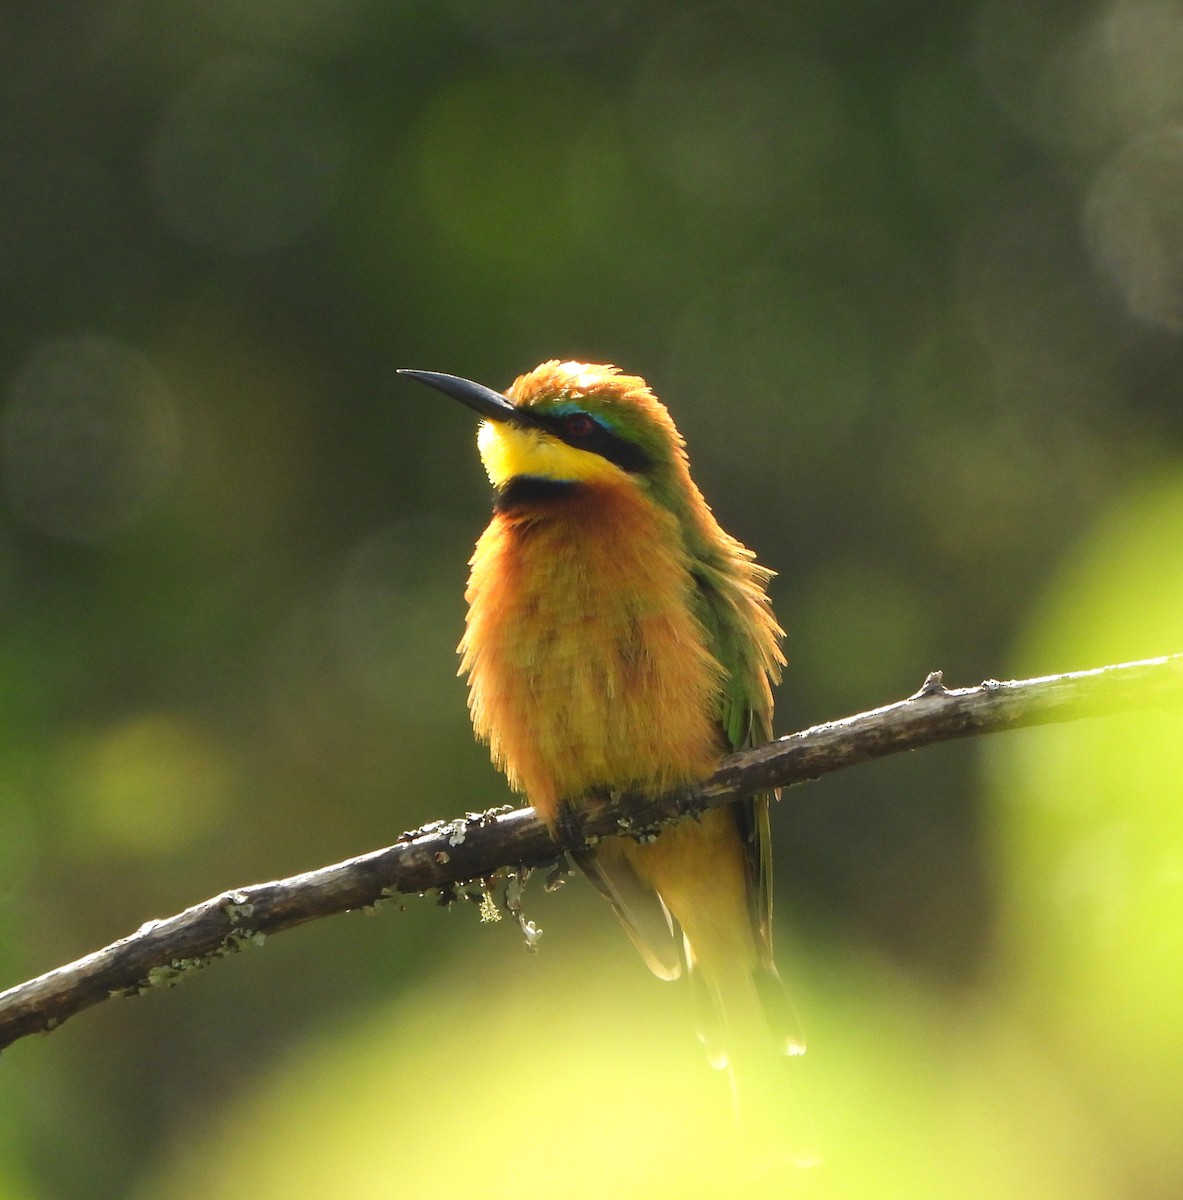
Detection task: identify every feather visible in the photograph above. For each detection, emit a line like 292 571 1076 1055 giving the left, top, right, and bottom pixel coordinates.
572 844 682 981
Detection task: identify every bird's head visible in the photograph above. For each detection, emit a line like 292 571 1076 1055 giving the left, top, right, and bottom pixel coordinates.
399 361 694 505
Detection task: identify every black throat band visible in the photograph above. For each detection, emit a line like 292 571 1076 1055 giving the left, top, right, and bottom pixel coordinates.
494 476 582 512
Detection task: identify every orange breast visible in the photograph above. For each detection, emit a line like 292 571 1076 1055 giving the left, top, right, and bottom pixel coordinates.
460 480 725 826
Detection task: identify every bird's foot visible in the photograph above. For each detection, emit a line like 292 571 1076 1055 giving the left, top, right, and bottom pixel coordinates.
554 799 585 849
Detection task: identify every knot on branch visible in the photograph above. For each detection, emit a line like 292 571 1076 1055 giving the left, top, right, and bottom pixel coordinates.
912 670 949 698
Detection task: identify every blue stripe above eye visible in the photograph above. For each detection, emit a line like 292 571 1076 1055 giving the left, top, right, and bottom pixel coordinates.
547 402 608 426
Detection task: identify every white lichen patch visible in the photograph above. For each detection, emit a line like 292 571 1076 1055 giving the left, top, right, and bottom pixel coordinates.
503 868 544 952
477 890 501 924
221 892 256 921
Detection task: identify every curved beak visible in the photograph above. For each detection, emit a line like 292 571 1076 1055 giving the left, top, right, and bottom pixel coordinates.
397 369 543 428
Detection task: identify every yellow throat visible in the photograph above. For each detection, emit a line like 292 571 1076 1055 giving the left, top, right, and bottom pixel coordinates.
477 420 629 490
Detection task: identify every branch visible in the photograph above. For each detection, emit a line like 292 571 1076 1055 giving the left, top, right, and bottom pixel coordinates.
3 654 1181 1051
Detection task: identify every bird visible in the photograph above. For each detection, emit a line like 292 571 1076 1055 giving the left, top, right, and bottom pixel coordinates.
399 360 798 1072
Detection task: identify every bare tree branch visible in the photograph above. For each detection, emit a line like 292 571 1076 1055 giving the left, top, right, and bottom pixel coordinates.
2 653 1181 1051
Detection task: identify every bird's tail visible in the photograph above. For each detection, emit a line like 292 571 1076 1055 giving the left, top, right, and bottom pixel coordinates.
603 807 816 1161
685 941 805 1068
683 936 818 1166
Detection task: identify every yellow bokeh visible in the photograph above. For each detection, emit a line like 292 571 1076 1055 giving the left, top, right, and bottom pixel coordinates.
987 469 1183 1168
65 713 233 853
133 926 1109 1200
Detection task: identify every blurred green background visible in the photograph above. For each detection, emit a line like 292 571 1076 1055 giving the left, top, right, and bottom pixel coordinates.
2 1 1183 1196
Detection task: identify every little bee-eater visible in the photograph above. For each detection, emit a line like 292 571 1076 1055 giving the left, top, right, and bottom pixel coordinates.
400 360 798 1068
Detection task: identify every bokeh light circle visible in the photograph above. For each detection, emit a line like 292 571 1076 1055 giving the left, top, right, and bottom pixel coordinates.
1085 125 1183 330
3 335 181 541
149 56 347 256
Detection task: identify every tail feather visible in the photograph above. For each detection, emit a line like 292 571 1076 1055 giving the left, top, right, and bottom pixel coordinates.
687 946 819 1164
685 938 805 1068
683 934 730 1070
609 814 818 1159
572 845 682 981
753 960 807 1058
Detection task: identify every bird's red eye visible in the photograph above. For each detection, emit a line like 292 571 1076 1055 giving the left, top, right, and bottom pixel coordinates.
562 412 596 439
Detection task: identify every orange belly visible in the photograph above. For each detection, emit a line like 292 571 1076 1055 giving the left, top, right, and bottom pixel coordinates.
460 478 726 823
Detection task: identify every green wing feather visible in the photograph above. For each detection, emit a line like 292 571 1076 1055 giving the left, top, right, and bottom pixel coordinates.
691 554 804 1057
691 561 778 954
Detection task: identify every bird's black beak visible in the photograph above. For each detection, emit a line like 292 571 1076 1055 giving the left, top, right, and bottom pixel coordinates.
398 369 543 428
